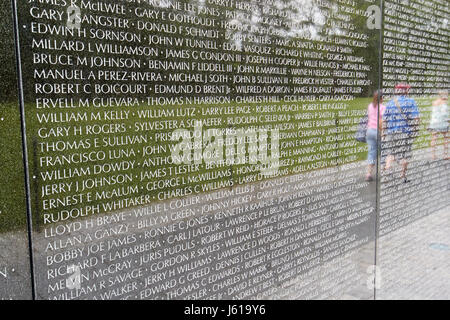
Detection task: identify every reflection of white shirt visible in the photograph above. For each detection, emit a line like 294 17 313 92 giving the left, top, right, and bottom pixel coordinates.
430 103 449 130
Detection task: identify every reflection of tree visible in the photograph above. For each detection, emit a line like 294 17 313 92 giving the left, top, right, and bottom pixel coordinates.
218 0 380 97
223 0 342 49
273 0 331 39
15 0 383 102
0 0 18 103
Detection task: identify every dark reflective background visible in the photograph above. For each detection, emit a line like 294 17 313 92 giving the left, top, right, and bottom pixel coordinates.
0 0 32 300
0 0 448 300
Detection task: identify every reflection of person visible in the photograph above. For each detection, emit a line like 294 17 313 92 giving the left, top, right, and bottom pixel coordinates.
429 90 449 160
366 90 385 182
382 84 421 183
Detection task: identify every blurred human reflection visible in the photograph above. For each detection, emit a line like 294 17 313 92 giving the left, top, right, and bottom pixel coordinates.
428 90 449 161
366 90 385 182
382 84 421 183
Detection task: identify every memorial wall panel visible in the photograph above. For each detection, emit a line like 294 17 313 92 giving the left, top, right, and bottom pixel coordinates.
0 0 33 300
13 0 382 299
2 0 448 300
378 0 450 300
